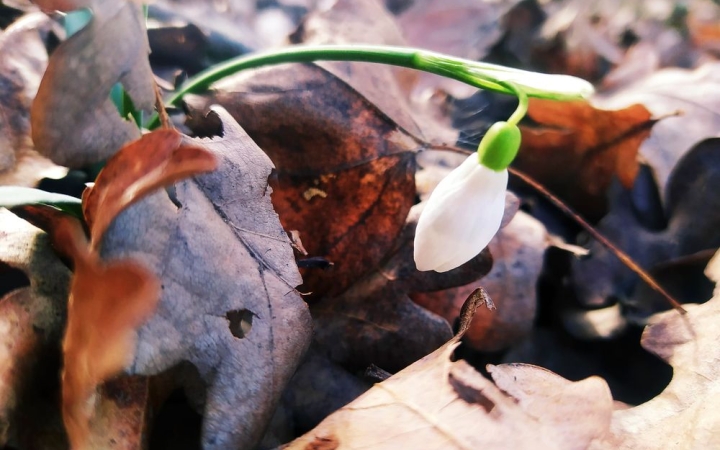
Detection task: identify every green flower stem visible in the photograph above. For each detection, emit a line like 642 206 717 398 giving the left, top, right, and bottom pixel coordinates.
147 44 593 129
499 81 528 127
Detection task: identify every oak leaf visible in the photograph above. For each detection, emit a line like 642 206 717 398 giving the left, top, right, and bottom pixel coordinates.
591 251 720 449
98 108 313 450
285 292 614 450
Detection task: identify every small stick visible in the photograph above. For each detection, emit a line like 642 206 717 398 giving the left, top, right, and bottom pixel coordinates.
509 167 686 314
153 81 172 129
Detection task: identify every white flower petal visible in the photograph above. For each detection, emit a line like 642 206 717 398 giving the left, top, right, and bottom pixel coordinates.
414 155 507 273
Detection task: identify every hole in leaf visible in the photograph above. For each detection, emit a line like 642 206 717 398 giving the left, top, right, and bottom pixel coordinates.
225 309 254 339
166 185 182 209
0 261 30 299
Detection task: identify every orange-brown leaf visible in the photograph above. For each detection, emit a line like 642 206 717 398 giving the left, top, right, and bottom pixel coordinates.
82 128 217 250
54 215 159 449
514 99 654 220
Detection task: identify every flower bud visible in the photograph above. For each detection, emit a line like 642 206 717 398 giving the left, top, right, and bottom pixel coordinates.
477 121 521 171
414 154 507 272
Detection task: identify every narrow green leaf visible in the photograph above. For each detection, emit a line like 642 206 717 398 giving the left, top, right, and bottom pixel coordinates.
0 186 83 219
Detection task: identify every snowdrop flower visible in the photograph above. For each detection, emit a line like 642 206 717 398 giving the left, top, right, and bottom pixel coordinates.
414 121 521 272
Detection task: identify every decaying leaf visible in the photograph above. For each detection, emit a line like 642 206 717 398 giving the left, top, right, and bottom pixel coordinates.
513 98 654 220
0 209 69 446
0 12 66 185
590 252 720 449
186 0 473 298
98 108 312 450
31 0 155 167
285 293 614 450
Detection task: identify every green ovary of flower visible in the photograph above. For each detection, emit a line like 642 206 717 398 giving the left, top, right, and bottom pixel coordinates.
477 121 521 172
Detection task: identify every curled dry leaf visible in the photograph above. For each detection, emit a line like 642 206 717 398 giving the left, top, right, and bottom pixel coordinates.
99 108 312 450
285 293 614 450
31 0 155 167
54 214 159 450
514 99 655 220
0 209 70 446
82 128 218 250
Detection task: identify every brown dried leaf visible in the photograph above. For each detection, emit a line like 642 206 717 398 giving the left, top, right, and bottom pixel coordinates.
311 202 492 374
285 296 613 450
85 376 149 450
594 62 720 203
31 0 155 167
197 61 418 299
514 99 654 220
592 256 720 449
56 214 159 449
99 108 312 450
82 128 218 250
0 209 69 446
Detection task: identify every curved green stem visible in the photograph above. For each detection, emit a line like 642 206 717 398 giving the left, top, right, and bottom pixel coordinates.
147 45 593 129
498 81 529 127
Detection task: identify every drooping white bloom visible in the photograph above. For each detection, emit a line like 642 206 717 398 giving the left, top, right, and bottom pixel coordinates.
414 154 507 272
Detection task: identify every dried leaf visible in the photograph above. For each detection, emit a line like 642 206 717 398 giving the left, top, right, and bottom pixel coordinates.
311 202 492 374
285 296 613 450
31 0 155 167
592 261 720 449
0 209 70 446
85 376 149 450
594 62 720 202
514 99 654 220
98 108 312 450
56 214 159 449
195 61 418 299
0 13 66 185
573 138 720 315
82 128 218 250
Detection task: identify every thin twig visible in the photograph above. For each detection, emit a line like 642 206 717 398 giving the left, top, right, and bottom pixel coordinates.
153 81 172 129
509 166 686 314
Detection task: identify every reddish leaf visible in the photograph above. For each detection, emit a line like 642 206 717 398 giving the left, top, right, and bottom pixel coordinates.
82 128 217 250
514 99 654 220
